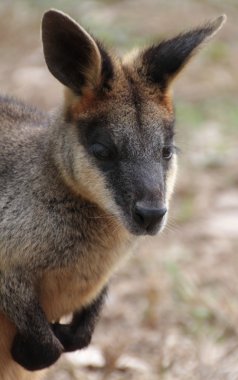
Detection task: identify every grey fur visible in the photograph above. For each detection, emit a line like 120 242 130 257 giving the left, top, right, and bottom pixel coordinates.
0 10 226 374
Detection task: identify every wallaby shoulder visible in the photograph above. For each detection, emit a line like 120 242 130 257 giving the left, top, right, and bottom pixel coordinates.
0 94 50 176
0 95 49 130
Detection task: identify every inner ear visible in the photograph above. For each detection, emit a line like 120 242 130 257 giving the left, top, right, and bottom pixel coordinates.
42 10 114 95
129 15 226 92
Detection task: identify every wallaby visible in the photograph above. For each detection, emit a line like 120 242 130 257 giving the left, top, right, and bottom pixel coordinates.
0 9 226 380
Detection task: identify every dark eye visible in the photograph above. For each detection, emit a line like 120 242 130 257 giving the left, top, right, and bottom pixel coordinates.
162 146 173 160
91 143 114 161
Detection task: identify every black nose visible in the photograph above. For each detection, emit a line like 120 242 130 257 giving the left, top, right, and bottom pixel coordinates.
134 203 167 233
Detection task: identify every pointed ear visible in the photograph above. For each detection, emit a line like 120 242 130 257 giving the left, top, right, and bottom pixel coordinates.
42 10 113 94
135 15 226 92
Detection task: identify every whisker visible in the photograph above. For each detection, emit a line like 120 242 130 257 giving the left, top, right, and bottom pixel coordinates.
164 219 180 234
87 215 117 221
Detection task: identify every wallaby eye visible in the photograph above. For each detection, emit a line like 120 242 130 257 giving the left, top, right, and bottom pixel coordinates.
162 146 173 160
91 143 114 161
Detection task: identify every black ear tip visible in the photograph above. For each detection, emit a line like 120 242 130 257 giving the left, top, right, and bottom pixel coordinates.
42 9 59 20
43 8 64 18
42 9 70 29
207 14 227 35
42 9 59 28
212 14 227 28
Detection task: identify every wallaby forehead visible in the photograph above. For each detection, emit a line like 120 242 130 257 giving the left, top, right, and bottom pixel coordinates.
73 66 175 154
100 71 175 146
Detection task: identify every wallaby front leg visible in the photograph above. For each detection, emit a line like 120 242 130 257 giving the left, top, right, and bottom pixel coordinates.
0 270 63 371
52 287 107 352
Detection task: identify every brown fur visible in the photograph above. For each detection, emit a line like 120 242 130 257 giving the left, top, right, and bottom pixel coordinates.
0 10 226 380
69 89 96 119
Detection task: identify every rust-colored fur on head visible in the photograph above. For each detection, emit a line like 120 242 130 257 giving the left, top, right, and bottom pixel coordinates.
0 9 226 380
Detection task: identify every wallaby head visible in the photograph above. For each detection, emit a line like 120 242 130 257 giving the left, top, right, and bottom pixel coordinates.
42 10 226 236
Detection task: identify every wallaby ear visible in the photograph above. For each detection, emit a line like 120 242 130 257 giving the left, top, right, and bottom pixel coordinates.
135 15 226 92
42 10 113 94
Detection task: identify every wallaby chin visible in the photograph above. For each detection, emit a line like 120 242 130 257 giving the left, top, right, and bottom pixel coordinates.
0 8 225 378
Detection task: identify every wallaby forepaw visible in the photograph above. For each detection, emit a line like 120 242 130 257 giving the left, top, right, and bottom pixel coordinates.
52 322 92 352
11 333 63 371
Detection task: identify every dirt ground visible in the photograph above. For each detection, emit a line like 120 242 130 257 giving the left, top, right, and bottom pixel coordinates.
0 0 238 379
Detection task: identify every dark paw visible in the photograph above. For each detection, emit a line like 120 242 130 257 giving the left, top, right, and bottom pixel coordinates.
11 333 63 371
51 322 92 352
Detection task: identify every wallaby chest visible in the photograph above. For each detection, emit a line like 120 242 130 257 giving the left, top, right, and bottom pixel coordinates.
39 232 132 321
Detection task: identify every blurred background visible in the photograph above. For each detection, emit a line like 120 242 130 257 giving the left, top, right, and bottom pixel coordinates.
0 0 237 379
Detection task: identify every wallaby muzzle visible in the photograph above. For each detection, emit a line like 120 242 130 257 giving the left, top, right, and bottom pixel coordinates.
134 203 167 235
110 161 167 235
